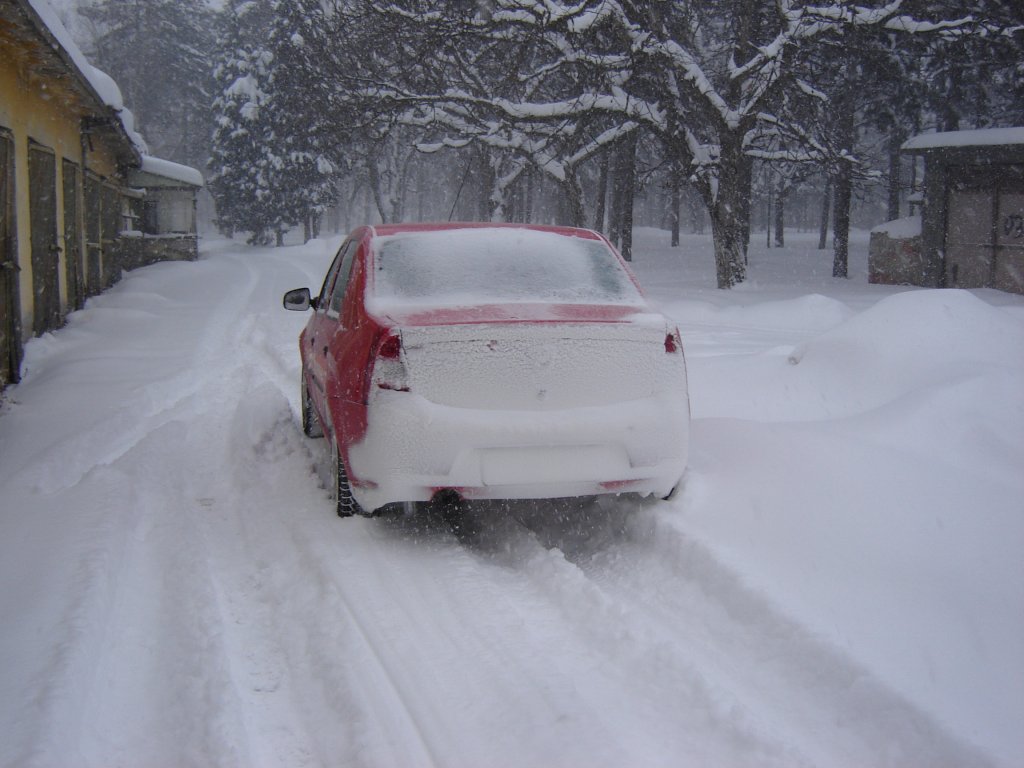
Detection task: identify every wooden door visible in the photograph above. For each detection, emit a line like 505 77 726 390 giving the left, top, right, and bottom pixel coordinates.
29 143 60 334
101 183 118 287
994 182 1024 294
85 173 102 296
0 131 20 386
62 159 83 311
945 186 994 288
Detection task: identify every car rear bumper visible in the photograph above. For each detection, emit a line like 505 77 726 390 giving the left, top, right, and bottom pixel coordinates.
346 390 689 511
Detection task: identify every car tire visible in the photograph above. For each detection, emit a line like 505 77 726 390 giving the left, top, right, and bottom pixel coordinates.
331 433 363 517
301 374 323 438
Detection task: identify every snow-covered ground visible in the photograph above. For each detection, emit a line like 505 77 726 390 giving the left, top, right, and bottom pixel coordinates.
1 228 1021 767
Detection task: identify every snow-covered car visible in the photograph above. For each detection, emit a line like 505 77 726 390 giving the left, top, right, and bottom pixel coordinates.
283 223 690 516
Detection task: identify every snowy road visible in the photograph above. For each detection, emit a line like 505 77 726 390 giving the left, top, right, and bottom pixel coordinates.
1 233 1021 767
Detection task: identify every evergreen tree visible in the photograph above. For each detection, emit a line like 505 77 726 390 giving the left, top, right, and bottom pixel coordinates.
79 0 215 167
209 0 339 243
263 0 337 240
208 0 279 242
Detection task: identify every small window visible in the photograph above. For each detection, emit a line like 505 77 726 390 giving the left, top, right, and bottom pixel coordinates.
316 242 348 310
328 241 358 315
121 195 140 233
142 201 158 234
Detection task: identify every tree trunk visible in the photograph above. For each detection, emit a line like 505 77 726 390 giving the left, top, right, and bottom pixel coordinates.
477 151 495 222
687 190 703 234
416 160 425 221
774 180 786 248
619 140 636 261
942 59 962 132
594 151 609 233
706 131 750 288
608 159 621 246
611 132 637 260
833 163 852 278
670 161 681 247
832 84 855 279
561 169 586 228
709 210 747 289
524 168 535 223
818 177 831 250
887 129 903 221
368 158 388 224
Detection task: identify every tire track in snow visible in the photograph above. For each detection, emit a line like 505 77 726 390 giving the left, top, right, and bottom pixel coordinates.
4 468 141 767
456 499 813 767
219 414 749 767
475 496 992 767
6 249 314 766
271 495 808 767
191 392 443 768
9 253 263 496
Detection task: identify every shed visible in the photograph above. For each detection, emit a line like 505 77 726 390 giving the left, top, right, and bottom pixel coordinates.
125 156 204 266
897 128 1024 295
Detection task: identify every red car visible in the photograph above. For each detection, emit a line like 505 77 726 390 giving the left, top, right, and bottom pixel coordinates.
283 223 689 517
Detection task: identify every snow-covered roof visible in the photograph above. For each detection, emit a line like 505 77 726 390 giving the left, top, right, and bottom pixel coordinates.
20 0 203 188
903 127 1024 152
23 0 148 154
870 215 921 238
138 156 204 188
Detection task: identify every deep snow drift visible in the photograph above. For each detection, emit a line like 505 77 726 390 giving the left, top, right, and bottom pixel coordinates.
0 229 1021 767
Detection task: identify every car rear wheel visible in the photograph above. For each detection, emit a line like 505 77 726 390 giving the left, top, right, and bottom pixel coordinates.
331 434 363 518
301 374 323 438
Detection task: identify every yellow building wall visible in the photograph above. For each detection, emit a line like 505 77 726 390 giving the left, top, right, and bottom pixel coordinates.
0 52 122 341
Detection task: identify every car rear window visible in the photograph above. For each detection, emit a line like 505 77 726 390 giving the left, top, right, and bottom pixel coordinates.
370 228 643 308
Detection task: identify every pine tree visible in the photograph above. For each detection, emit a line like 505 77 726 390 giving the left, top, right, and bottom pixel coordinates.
263 0 337 240
79 0 215 167
209 0 339 243
208 0 279 242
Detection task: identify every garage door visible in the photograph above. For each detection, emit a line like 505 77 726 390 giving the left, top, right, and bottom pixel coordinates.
945 171 1024 294
1 131 20 387
29 142 61 335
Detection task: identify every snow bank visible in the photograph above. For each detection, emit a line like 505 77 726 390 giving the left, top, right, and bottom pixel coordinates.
667 287 1024 766
670 293 853 335
783 288 1023 418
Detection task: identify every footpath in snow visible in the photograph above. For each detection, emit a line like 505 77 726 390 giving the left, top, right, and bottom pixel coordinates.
0 229 1021 767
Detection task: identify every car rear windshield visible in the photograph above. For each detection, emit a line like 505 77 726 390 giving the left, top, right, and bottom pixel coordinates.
370 228 643 308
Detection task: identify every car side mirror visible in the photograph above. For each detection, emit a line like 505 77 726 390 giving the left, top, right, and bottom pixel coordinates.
283 287 313 311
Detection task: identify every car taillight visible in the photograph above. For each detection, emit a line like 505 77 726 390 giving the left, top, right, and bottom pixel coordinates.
377 333 402 360
665 328 683 355
372 332 409 393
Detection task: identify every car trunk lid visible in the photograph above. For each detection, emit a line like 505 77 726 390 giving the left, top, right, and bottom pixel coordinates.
391 309 680 410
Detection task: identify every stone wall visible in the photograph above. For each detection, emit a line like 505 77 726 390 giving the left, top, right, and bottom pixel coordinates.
113 235 199 277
